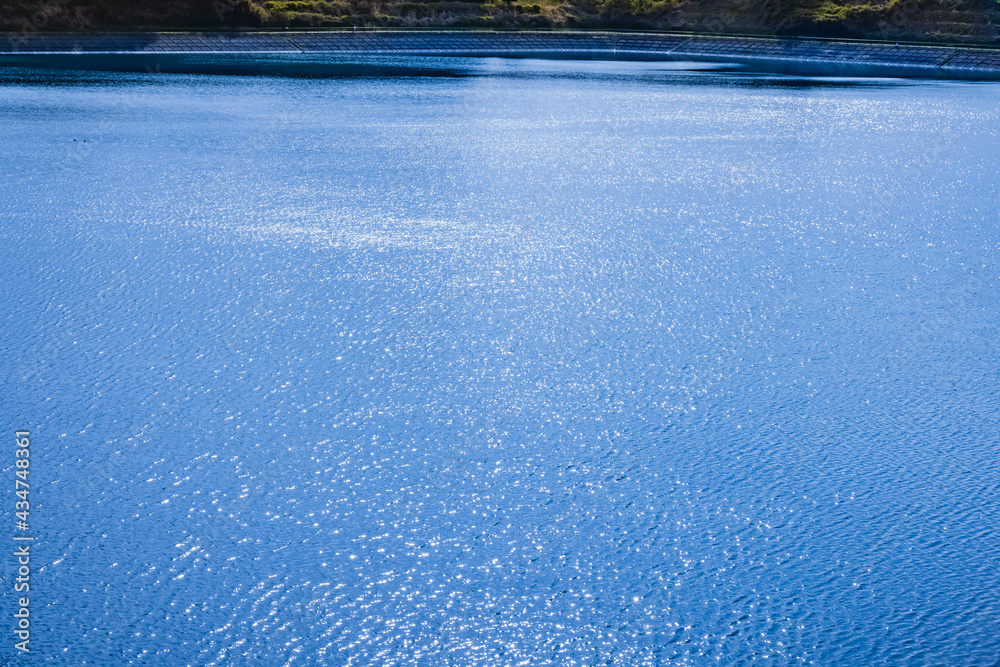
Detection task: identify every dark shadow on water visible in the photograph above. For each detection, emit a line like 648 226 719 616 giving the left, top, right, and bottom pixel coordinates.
0 53 472 79
0 53 927 90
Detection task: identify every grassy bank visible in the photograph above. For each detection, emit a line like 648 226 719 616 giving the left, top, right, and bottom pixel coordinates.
2 0 999 44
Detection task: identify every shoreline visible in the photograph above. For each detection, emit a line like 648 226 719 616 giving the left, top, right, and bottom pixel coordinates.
3 30 1000 80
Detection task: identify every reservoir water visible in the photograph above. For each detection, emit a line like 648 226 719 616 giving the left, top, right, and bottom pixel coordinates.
2 57 999 665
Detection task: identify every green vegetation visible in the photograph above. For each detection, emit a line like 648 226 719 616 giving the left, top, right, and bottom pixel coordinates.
806 1 885 22
2 0 999 43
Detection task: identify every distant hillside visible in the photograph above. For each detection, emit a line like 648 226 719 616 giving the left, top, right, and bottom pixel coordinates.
3 0 999 44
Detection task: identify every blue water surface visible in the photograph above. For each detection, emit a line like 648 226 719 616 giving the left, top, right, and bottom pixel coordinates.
1 57 999 665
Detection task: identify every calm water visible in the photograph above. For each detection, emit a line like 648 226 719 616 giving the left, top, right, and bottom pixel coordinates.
2 57 999 665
